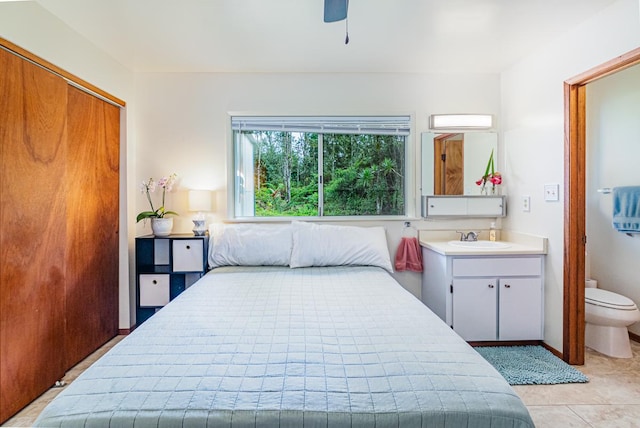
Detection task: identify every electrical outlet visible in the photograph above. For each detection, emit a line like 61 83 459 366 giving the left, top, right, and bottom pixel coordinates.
544 183 559 201
522 195 531 212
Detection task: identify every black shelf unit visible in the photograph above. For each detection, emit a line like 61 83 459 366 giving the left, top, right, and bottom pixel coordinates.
135 234 209 325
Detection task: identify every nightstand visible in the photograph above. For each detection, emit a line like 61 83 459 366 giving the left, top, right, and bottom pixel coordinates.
135 234 209 325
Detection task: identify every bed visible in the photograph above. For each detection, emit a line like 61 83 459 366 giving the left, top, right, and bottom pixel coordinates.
35 222 534 427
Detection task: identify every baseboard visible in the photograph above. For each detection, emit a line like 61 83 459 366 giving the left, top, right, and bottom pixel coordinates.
540 342 563 359
469 340 565 360
541 333 638 361
469 340 542 348
470 335 639 361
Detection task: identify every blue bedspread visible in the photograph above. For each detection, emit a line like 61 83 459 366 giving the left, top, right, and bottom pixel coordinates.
35 266 534 427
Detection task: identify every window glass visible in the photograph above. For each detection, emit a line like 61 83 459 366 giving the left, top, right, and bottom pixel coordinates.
233 116 408 218
322 133 405 216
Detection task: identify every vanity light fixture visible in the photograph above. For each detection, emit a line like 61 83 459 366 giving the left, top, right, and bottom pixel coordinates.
429 114 493 130
188 190 212 236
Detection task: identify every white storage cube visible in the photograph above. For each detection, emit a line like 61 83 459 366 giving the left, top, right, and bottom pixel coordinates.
139 274 170 307
172 240 204 272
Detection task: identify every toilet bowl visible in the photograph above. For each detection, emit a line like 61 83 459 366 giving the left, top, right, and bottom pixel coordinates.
585 286 640 358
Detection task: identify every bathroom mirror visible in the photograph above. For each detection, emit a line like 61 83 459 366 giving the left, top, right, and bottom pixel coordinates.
421 132 498 196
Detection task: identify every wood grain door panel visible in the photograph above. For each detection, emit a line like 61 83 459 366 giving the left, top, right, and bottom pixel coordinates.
64 87 119 368
433 134 464 195
0 48 67 422
444 138 464 195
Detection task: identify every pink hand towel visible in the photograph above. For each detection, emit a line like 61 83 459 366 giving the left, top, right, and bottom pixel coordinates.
395 237 423 272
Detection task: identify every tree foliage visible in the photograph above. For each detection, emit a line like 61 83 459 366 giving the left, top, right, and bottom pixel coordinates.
245 131 405 216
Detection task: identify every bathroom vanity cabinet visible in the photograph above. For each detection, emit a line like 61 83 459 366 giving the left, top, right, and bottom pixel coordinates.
421 248 544 342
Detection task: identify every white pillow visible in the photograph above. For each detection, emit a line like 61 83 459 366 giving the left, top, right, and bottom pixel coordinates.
290 221 393 272
208 223 293 269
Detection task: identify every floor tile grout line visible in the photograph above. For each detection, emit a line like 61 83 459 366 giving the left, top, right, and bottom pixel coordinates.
566 404 596 427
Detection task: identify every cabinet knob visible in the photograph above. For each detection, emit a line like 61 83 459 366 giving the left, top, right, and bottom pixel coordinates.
488 284 494 288
186 245 191 250
152 280 157 285
504 284 511 288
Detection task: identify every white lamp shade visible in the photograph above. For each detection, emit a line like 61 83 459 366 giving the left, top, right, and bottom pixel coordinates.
429 114 493 130
188 190 212 212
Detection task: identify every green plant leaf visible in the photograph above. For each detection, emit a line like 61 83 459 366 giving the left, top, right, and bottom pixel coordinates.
490 149 495 176
483 148 494 179
136 211 158 222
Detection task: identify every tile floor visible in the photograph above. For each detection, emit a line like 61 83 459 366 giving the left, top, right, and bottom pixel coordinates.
3 338 639 427
515 340 640 427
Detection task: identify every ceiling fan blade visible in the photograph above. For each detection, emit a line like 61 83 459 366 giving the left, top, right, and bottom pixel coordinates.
324 0 348 23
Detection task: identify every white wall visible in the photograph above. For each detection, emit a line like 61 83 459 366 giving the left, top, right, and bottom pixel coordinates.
0 2 131 99
1 1 137 330
586 64 640 335
133 72 502 299
501 0 640 351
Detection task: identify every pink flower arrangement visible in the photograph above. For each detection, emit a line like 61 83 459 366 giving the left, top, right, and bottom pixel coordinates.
476 149 502 194
136 173 179 222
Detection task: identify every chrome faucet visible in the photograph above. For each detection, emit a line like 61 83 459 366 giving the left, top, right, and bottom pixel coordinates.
456 231 479 241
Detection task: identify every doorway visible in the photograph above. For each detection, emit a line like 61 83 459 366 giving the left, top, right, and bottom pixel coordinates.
563 47 640 365
433 133 464 195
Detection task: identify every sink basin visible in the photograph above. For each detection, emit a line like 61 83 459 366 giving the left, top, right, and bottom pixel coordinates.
447 240 511 249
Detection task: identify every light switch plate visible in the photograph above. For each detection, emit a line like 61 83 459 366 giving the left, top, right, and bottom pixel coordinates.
544 183 559 201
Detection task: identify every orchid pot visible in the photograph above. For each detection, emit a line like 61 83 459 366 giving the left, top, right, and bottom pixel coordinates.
150 217 173 237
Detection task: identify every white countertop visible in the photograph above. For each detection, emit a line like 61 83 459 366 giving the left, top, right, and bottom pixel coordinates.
419 230 548 256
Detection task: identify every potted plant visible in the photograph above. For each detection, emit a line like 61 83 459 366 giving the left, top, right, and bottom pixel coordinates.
137 173 178 236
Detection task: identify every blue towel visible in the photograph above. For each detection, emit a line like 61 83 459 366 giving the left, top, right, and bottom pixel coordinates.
612 186 640 233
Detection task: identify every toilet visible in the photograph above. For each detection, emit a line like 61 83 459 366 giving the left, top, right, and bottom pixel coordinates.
585 279 640 358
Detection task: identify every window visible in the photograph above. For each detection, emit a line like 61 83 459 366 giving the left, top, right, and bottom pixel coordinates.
232 116 409 218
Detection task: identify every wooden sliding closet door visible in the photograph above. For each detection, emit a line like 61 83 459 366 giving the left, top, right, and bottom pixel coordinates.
0 48 68 422
64 87 120 368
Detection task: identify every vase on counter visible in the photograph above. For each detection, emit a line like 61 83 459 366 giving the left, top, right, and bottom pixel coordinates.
482 186 499 195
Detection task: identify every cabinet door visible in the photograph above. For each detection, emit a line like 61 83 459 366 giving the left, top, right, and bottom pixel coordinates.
425 197 467 216
467 196 505 216
0 49 67 423
499 278 543 340
172 239 204 272
452 278 497 341
65 86 120 368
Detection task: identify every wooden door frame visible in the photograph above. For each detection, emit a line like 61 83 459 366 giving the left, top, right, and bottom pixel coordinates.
563 47 640 365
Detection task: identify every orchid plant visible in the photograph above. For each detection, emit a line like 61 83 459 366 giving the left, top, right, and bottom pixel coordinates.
136 173 179 222
476 149 502 194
